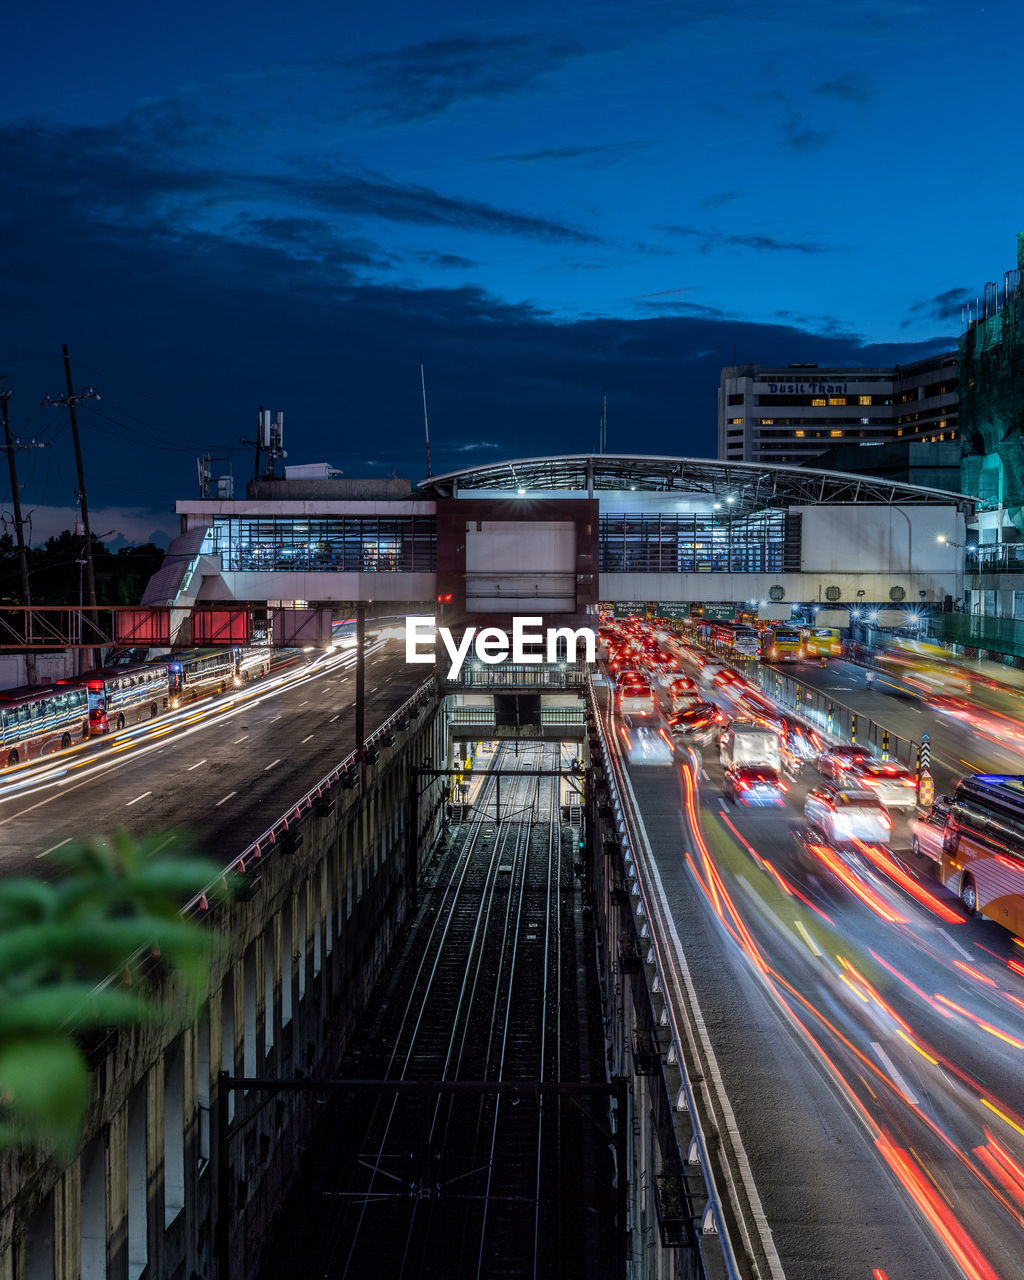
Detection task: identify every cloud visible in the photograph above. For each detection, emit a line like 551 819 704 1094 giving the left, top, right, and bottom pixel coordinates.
9 506 178 549
756 88 836 151
632 286 700 300
699 190 744 209
660 225 834 255
346 33 585 124
816 73 874 105
904 286 974 326
485 142 641 165
0 114 599 252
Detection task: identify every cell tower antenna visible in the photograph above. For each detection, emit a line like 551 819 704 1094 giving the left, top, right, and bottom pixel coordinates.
420 359 432 477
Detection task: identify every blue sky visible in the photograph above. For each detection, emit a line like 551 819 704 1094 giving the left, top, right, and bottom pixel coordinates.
0 0 1018 544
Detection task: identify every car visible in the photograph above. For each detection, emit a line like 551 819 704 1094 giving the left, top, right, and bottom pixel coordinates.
698 662 729 685
614 668 644 689
804 784 892 846
619 714 675 765
666 675 701 706
816 745 873 781
711 668 743 689
911 798 951 861
667 701 723 740
723 764 787 806
616 678 656 716
848 760 919 810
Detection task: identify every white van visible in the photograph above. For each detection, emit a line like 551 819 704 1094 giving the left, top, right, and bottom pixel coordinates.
718 720 782 773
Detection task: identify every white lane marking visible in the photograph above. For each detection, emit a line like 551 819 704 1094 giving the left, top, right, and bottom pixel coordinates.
794 919 822 957
234 735 249 744
264 759 281 771
215 791 237 807
269 714 281 723
37 836 72 859
615 760 787 1280
329 714 340 723
701 768 711 781
871 1041 920 1105
937 927 975 962
298 700 309 707
301 734 314 743
125 791 151 807
187 758 207 771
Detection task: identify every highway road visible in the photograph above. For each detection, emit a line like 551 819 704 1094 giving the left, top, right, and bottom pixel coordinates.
0 639 425 876
608 643 1024 1280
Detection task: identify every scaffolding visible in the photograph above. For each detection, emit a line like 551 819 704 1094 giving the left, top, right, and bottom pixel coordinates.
959 230 1024 528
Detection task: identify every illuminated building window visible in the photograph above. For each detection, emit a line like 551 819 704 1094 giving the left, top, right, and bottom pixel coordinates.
858 395 871 405
939 419 947 428
811 397 826 406
730 417 743 424
897 428 903 436
829 430 842 438
828 397 845 406
794 430 805 438
760 418 774 425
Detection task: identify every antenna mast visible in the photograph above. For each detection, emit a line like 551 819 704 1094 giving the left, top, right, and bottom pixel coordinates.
600 390 607 453
420 360 432 477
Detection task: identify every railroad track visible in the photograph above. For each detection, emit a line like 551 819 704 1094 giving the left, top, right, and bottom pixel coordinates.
264 739 611 1280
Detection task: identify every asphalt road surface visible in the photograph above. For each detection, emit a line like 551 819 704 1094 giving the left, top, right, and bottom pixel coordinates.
608 646 1024 1280
0 639 425 875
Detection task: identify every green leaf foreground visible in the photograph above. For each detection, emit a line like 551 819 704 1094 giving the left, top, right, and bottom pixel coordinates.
0 830 225 1157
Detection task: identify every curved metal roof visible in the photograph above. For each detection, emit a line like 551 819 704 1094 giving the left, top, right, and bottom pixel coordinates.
418 453 976 515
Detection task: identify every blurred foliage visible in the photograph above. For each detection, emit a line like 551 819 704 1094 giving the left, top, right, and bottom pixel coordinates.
0 530 165 606
0 829 225 1157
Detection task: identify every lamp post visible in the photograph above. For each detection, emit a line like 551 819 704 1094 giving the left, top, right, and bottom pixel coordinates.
936 533 966 617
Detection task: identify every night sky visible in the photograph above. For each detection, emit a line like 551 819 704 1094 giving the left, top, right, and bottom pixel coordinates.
0 0 1017 547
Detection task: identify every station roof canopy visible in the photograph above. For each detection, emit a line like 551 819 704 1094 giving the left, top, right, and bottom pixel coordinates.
418 453 977 517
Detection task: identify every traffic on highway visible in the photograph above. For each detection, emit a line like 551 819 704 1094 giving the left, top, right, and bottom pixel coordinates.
602 613 1024 1280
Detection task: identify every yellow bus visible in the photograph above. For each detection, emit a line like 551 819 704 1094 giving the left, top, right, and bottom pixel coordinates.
802 627 842 659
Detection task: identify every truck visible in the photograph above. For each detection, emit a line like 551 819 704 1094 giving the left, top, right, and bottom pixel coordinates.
718 720 782 773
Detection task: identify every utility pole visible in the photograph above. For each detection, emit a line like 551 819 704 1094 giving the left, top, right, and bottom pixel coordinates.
0 384 49 685
44 346 100 609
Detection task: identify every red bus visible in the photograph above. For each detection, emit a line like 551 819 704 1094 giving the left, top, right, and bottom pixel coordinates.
60 663 171 735
0 685 91 767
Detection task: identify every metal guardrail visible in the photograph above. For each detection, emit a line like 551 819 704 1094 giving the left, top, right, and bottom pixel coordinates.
448 704 586 725
585 677 743 1280
446 661 591 689
736 658 921 769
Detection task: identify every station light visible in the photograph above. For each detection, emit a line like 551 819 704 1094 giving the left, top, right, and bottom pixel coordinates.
726 495 736 504
517 487 526 495
713 502 722 510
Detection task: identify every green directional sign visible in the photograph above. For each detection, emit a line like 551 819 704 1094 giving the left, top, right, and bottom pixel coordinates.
701 604 736 622
656 602 691 619
612 600 647 618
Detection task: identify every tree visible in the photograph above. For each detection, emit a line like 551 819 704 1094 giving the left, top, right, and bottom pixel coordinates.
0 830 224 1156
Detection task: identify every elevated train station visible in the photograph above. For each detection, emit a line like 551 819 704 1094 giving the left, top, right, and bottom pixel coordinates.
146 453 972 625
